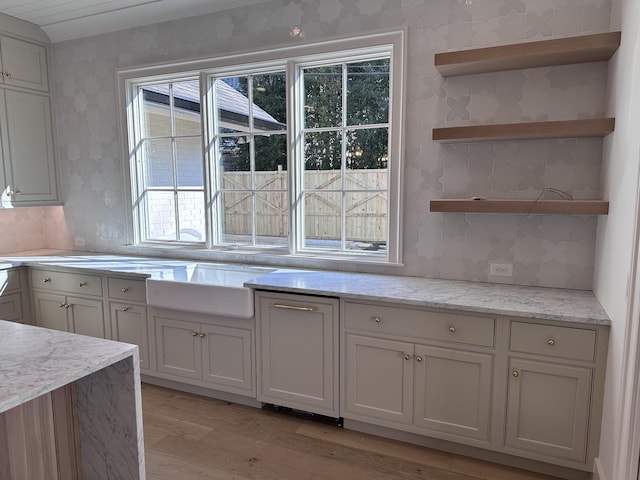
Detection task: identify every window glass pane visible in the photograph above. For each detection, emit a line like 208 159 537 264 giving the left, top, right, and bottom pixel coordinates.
303 192 341 250
220 192 253 244
255 192 288 245
172 80 201 135
177 191 205 242
345 128 388 171
253 72 287 127
303 65 342 128
143 139 173 187
346 191 387 252
142 84 171 138
220 138 250 189
175 138 203 187
215 77 250 134
255 134 287 190
347 59 390 126
146 191 176 240
304 131 341 190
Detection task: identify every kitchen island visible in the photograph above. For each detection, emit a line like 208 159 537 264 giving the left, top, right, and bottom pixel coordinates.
0 320 145 480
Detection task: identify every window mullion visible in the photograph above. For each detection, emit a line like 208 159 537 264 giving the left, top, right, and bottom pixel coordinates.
341 62 348 252
248 75 257 247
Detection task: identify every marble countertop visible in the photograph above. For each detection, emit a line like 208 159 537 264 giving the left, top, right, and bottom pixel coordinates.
0 250 610 326
246 270 611 325
0 320 137 413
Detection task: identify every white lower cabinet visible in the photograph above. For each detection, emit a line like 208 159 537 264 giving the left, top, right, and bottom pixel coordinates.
505 358 591 462
33 291 107 338
110 302 150 373
343 304 495 442
152 308 255 397
413 345 493 441
256 292 339 418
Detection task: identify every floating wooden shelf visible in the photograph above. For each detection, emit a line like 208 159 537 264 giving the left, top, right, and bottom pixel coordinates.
430 199 609 215
432 118 615 143
435 31 621 77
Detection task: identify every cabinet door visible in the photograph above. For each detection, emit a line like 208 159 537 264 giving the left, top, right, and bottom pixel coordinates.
257 293 339 417
110 302 150 372
505 358 592 462
154 316 202 381
413 345 493 441
32 291 69 332
344 334 413 425
201 324 254 396
68 296 106 339
1 90 57 203
0 36 49 91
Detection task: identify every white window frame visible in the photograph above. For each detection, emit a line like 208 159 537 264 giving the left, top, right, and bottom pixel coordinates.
117 30 405 265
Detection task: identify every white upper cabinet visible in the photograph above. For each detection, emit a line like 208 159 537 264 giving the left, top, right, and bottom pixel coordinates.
0 90 57 203
0 36 48 92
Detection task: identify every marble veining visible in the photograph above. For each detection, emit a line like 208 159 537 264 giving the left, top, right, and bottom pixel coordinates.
0 320 137 413
0 251 610 325
246 270 611 325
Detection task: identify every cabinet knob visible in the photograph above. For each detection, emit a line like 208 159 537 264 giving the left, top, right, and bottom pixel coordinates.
6 190 20 196
58 303 66 308
415 355 423 363
449 325 456 333
547 338 555 346
5 72 11 78
43 278 51 283
121 288 129 293
192 331 198 336
199 333 206 338
404 353 411 361
122 307 130 312
512 370 519 378
373 316 382 323
78 282 87 287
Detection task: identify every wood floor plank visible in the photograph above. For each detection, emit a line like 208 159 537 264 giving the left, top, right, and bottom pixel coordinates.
142 384 563 480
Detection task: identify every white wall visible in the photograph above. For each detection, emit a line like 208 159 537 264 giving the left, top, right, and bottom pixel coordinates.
593 0 640 477
43 0 613 289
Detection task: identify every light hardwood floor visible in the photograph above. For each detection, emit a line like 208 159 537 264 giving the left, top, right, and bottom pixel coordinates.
142 384 561 480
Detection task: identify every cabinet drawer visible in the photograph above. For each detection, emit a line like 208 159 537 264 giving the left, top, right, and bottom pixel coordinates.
31 269 103 296
510 322 596 362
0 292 22 320
344 302 495 347
0 268 22 291
108 277 146 303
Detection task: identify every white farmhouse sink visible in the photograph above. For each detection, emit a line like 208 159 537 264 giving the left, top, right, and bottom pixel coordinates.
145 264 275 319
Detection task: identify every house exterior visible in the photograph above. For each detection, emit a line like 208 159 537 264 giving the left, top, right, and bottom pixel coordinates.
0 0 638 478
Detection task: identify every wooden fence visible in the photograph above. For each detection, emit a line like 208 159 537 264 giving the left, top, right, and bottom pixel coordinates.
221 169 388 242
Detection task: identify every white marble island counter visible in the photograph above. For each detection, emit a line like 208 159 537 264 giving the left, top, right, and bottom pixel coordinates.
0 320 145 480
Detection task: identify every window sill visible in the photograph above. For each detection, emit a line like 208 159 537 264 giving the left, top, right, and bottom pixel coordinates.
119 243 404 273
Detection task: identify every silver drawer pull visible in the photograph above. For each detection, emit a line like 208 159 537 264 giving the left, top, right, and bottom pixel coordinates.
373 316 382 323
43 278 51 283
121 288 129 293
547 338 555 346
78 282 87 287
122 307 130 312
272 303 317 312
449 325 456 333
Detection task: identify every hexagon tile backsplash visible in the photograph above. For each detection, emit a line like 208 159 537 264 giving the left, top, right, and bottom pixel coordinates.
23 0 612 290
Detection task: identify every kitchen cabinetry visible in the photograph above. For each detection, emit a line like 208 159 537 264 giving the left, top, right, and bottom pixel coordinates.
256 291 339 418
343 301 495 444
0 267 30 323
431 31 621 216
341 299 608 472
0 26 59 206
504 321 605 464
30 269 107 338
107 276 150 373
152 307 255 397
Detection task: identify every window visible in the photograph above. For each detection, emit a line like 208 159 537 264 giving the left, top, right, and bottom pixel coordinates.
120 31 404 264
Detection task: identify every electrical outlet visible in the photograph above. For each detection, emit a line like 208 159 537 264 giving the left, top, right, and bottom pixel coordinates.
74 237 85 247
490 263 513 277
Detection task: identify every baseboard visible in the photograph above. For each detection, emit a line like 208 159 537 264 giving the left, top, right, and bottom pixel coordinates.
593 458 607 480
141 375 262 408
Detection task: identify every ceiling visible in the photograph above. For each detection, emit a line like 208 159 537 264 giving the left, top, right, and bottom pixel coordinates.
0 0 271 43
